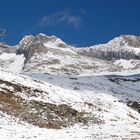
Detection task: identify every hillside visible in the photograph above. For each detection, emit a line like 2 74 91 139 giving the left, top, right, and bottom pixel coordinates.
0 34 140 139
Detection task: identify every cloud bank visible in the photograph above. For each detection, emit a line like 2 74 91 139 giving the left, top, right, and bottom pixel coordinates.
38 9 84 29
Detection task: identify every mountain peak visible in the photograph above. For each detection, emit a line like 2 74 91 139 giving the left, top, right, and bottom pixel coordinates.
16 33 69 62
19 35 34 47
78 35 140 60
121 35 140 48
107 35 140 48
36 33 66 47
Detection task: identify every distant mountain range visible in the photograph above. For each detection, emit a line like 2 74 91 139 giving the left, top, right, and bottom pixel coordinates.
0 33 140 74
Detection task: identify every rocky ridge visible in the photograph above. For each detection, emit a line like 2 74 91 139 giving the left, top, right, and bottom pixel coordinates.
78 35 140 60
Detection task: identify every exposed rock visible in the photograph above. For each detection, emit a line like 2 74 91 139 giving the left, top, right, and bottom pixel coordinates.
0 43 17 54
0 79 91 129
123 35 140 48
127 101 140 113
16 34 68 62
16 35 48 62
73 86 80 90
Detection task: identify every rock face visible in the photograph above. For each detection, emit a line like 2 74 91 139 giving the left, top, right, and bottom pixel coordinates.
16 34 48 62
16 33 68 62
123 35 140 48
127 101 140 113
78 35 140 60
0 43 17 54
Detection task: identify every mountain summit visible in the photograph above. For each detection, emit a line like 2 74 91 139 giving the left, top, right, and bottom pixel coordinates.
78 35 140 60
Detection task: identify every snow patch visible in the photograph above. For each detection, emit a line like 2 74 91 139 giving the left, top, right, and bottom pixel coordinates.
0 53 25 74
114 59 139 69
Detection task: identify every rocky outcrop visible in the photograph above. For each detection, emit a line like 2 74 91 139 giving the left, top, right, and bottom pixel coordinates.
16 34 68 62
79 49 140 60
123 35 140 48
127 101 140 113
16 34 48 62
0 43 17 54
0 78 96 129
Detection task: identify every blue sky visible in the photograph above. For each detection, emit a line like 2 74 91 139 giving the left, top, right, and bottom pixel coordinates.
0 0 140 46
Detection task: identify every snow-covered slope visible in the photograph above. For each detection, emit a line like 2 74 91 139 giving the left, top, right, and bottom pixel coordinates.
78 35 140 60
0 69 140 139
0 34 140 139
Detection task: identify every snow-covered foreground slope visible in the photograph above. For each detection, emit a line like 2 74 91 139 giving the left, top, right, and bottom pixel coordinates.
0 110 103 140
0 69 140 139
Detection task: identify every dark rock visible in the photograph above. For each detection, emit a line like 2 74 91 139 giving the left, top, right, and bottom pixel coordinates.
16 37 48 62
131 101 139 108
127 101 140 113
73 87 80 90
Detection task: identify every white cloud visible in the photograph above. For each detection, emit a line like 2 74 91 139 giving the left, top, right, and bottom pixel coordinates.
38 9 83 29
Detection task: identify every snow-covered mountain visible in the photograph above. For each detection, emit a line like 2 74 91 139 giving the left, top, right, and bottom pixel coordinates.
2 34 135 74
0 34 139 75
78 35 140 60
0 34 140 139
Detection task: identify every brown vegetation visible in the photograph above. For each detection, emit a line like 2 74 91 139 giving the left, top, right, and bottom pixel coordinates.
0 79 95 129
